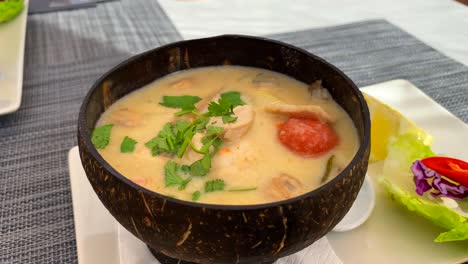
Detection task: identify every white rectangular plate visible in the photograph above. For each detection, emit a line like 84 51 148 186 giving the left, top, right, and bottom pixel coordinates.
328 79 468 264
0 0 29 115
69 79 468 264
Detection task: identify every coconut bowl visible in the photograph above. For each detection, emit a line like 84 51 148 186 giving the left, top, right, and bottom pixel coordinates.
77 35 370 264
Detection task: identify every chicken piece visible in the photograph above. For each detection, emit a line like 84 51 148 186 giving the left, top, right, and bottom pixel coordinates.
170 78 193 89
195 88 223 113
108 108 143 127
267 174 304 200
264 102 335 123
210 105 255 141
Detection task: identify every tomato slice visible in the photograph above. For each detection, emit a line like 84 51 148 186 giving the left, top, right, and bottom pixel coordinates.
421 157 468 187
278 118 339 156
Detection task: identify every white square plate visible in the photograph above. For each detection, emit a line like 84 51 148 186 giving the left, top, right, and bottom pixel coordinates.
69 79 468 264
0 0 29 115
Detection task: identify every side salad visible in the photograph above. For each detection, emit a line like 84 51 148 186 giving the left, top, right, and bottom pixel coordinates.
0 0 24 24
365 94 468 243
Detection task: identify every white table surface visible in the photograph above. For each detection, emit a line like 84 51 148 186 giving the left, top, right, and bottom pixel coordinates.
158 0 468 67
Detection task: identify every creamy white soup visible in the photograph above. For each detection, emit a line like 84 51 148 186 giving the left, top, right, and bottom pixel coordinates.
93 66 358 205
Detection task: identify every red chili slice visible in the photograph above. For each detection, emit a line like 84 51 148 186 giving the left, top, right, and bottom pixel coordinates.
421 157 468 187
278 117 339 156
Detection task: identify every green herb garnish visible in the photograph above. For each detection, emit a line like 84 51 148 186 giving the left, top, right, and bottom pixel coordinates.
206 91 245 123
192 191 201 201
178 178 192 191
228 187 257 192
145 120 196 157
205 179 225 193
164 161 185 187
219 91 246 107
154 92 247 191
159 95 202 116
180 165 191 173
321 155 335 183
222 115 238 123
120 136 137 153
190 154 211 177
91 124 114 149
200 126 224 155
205 125 224 138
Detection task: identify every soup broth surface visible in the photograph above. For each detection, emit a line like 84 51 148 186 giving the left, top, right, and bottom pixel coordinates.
95 66 358 205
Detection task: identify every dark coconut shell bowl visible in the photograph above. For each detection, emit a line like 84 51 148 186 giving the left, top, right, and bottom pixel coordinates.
78 35 370 264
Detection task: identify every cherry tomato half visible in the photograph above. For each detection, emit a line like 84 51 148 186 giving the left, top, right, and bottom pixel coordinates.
278 118 339 156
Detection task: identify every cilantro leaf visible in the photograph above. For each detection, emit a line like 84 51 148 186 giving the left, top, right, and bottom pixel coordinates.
164 161 184 187
194 117 210 131
175 107 196 116
222 115 237 124
192 191 201 201
206 91 245 122
160 95 201 108
91 124 114 149
146 120 196 157
205 179 225 193
207 97 232 117
175 119 191 134
219 91 245 107
180 165 191 173
190 155 211 176
120 136 137 153
205 126 224 137
200 126 224 154
178 178 192 190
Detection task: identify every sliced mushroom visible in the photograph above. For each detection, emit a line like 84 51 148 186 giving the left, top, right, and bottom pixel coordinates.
308 80 331 100
108 107 143 127
264 102 334 123
252 73 278 88
268 174 304 200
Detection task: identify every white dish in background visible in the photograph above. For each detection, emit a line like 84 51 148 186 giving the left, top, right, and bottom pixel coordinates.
0 0 29 115
68 79 468 263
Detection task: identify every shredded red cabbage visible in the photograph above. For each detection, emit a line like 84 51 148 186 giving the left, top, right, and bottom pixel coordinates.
412 160 468 200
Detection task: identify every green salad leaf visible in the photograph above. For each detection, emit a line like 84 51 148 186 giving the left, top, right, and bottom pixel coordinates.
383 133 435 176
380 178 468 242
0 0 24 24
379 132 468 242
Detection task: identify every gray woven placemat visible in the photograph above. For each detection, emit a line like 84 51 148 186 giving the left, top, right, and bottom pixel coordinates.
1 1 467 263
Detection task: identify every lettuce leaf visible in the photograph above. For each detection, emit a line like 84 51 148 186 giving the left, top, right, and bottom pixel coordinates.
379 132 468 242
0 0 24 23
380 178 468 242
383 133 435 176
